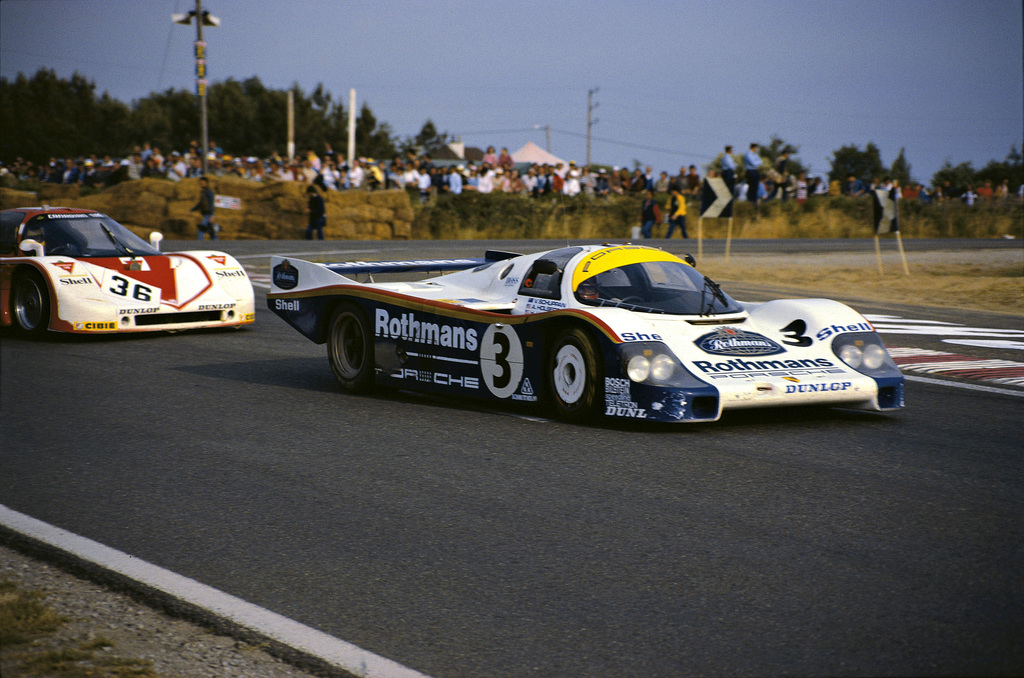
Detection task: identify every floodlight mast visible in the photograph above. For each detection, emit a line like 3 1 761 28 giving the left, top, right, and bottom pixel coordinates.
173 1 219 176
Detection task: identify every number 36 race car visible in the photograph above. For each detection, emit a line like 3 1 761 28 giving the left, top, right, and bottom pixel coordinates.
268 244 904 424
1 207 254 335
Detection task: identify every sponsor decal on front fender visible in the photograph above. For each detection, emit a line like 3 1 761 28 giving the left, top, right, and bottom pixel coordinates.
784 381 852 393
74 321 117 331
815 321 874 341
604 377 648 418
273 260 299 289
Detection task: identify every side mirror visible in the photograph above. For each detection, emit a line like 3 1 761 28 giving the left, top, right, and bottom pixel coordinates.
19 239 44 257
532 259 558 275
683 253 697 267
149 231 164 251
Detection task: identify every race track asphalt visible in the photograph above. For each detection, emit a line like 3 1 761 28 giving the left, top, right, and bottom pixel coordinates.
1 239 1021 677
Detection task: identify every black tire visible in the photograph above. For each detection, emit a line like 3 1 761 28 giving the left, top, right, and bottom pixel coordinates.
12 270 51 335
547 327 603 422
327 302 375 393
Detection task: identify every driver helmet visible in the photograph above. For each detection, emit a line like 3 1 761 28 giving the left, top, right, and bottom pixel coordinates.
576 280 599 301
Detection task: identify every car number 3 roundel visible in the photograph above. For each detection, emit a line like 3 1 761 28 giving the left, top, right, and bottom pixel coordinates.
480 324 524 398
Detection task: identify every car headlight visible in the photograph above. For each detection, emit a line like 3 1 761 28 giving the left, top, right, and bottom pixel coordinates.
619 342 704 388
627 355 651 382
832 332 899 377
650 353 675 381
862 343 887 370
838 343 863 368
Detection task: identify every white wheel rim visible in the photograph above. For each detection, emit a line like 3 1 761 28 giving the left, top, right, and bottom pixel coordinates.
553 344 586 404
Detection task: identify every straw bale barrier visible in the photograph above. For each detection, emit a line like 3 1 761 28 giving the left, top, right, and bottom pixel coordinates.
0 178 415 241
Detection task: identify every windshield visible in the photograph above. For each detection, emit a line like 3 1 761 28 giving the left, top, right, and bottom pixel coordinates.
23 213 160 257
574 260 742 315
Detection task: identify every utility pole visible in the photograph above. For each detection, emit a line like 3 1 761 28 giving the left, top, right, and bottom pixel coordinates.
173 1 219 176
586 87 599 167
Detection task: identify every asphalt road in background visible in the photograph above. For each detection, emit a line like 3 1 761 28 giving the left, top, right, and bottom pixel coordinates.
2 239 1022 677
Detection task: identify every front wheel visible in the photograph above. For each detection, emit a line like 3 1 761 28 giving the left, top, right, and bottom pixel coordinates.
547 327 603 422
327 302 374 393
13 270 51 335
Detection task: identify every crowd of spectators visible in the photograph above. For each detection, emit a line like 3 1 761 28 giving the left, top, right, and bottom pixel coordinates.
2 140 1021 208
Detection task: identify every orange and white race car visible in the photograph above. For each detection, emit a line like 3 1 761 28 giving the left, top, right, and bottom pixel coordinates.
1 206 254 335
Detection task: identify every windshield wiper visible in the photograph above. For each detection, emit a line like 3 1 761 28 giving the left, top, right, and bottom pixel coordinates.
101 222 135 257
700 276 727 316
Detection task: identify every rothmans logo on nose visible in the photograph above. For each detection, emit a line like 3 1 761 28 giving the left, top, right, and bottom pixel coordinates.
695 327 785 356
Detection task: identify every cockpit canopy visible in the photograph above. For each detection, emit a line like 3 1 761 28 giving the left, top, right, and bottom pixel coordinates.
570 247 742 315
21 212 161 258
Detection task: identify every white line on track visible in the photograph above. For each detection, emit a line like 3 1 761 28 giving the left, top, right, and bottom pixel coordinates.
904 374 1024 397
0 504 433 678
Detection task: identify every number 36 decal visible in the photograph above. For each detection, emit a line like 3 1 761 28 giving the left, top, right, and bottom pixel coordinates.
109 274 156 302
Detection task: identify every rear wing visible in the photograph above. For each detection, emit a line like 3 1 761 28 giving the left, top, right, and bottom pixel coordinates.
270 250 521 292
324 250 521 276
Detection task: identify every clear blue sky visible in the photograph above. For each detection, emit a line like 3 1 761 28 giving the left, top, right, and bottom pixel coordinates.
2 0 1021 182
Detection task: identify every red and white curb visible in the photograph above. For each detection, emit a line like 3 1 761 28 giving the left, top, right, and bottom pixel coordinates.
888 347 1024 388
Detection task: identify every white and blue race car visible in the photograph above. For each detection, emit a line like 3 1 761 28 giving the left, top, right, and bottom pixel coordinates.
268 244 904 423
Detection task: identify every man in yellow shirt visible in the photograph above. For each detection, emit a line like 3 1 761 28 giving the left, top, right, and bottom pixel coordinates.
666 186 688 238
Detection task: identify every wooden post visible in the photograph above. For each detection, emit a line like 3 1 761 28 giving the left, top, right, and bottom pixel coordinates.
697 217 704 265
895 231 910 275
874 236 884 277
725 217 733 263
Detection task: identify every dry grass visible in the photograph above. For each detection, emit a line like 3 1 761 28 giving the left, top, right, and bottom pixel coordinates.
0 579 161 678
697 249 1023 314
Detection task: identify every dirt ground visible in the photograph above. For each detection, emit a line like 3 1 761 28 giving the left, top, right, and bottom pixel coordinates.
697 247 1023 315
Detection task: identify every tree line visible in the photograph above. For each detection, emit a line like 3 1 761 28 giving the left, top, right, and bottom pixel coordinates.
0 69 448 165
1 68 1020 191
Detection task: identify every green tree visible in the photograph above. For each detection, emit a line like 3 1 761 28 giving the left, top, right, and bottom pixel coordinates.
0 68 130 161
761 135 807 177
354 102 397 159
828 142 885 183
890 147 912 185
401 119 449 156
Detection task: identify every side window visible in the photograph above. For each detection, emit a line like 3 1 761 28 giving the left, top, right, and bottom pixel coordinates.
516 246 582 300
0 211 24 254
518 260 562 299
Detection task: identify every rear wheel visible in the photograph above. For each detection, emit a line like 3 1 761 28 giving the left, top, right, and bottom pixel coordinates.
327 303 374 393
548 327 603 422
13 270 50 335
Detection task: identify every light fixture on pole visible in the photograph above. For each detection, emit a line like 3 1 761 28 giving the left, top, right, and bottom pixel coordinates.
173 1 220 176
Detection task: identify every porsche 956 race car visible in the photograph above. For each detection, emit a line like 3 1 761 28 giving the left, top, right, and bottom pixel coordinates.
1 207 255 335
267 244 904 423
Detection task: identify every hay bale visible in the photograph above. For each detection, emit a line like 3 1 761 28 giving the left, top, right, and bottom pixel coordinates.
0 187 38 209
392 219 412 239
122 191 169 230
214 176 264 202
139 177 176 199
175 179 201 202
159 218 192 238
324 220 356 239
242 215 277 240
38 183 80 202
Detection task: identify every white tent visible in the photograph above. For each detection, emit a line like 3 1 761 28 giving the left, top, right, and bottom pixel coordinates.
511 141 567 167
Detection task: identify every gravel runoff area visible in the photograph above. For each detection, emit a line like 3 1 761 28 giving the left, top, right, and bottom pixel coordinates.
2 244 1019 678
0 542 324 678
